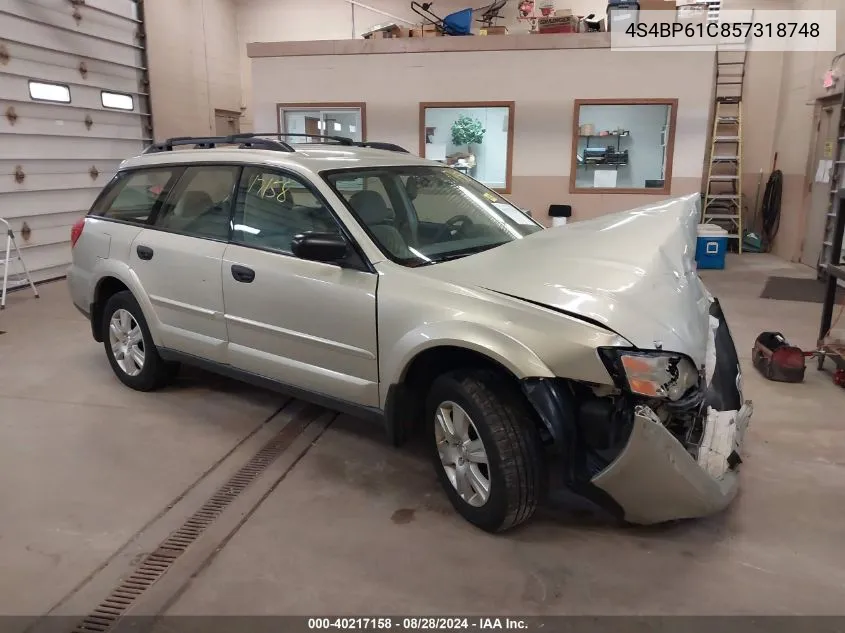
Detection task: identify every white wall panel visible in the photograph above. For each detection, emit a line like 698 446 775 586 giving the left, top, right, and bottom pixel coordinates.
0 0 150 283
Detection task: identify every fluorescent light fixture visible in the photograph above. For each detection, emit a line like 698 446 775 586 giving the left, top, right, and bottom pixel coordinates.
29 80 70 103
101 91 134 110
333 122 342 131
349 124 357 133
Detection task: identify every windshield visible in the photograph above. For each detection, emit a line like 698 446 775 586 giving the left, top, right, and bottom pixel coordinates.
323 166 543 266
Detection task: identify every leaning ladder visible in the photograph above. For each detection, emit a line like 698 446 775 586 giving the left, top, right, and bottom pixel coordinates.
0 217 39 310
703 48 747 253
818 88 845 276
703 97 744 253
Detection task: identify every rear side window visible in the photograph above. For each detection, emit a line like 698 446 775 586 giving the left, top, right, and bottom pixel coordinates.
153 166 239 241
94 168 180 225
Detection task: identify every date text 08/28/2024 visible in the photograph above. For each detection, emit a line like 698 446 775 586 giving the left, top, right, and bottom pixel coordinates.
307 617 530 630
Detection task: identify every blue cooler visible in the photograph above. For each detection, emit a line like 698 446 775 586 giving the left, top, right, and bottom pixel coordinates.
695 224 728 270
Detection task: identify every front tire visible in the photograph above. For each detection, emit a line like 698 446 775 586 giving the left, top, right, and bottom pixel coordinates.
102 291 176 391
426 370 546 532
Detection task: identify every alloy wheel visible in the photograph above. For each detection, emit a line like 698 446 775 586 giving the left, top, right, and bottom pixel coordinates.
434 400 491 507
108 308 145 377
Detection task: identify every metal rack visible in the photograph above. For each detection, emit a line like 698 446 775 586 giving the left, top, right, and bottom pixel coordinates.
817 188 845 372
818 89 845 275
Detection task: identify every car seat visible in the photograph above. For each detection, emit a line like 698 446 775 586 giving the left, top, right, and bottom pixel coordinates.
348 190 412 259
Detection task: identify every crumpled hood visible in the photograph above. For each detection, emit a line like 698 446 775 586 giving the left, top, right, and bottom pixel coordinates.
426 194 713 366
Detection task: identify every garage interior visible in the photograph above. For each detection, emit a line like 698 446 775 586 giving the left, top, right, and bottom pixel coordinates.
2 0 845 625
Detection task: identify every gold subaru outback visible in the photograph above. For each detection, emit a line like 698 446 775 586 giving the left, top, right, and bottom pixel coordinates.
68 133 752 532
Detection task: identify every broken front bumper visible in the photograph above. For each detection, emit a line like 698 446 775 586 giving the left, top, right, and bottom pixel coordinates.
591 400 753 524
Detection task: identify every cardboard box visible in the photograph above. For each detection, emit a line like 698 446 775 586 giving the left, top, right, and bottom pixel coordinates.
537 14 577 33
409 26 443 37
639 0 676 10
478 25 508 35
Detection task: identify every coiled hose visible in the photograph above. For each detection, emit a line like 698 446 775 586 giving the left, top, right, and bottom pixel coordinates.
760 169 783 252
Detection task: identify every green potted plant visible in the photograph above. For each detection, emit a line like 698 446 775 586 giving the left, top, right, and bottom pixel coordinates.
450 115 485 171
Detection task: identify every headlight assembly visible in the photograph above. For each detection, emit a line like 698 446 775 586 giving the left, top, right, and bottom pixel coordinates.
597 348 700 401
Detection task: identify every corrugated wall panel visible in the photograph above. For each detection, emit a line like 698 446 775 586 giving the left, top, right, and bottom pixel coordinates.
0 0 150 283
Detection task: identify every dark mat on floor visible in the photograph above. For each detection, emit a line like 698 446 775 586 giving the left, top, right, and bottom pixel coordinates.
760 276 845 304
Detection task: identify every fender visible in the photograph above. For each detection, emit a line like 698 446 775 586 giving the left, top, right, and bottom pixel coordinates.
381 319 555 408
91 259 164 347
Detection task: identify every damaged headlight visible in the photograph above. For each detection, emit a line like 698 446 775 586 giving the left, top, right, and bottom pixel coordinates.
597 348 700 401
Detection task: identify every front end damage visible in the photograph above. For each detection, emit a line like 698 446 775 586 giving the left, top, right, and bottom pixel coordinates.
522 299 753 525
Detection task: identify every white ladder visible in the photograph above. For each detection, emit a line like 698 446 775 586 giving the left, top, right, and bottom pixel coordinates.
1 217 39 310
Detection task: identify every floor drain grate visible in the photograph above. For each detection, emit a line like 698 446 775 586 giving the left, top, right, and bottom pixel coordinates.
71 406 317 633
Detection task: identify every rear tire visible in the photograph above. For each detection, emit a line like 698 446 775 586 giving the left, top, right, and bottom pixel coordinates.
101 291 177 391
426 370 546 532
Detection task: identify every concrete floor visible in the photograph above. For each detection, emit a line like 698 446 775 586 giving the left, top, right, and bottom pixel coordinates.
1 253 844 618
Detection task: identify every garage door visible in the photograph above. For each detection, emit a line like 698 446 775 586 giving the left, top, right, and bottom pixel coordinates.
0 0 151 283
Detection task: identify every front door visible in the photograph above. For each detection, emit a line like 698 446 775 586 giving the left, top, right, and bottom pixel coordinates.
221 166 379 407
801 100 840 268
129 165 240 363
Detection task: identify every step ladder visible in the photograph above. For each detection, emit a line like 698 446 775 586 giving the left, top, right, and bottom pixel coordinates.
703 50 747 253
0 217 39 310
819 89 845 276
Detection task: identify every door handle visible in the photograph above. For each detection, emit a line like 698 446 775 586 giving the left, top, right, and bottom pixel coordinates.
136 245 154 260
231 264 255 283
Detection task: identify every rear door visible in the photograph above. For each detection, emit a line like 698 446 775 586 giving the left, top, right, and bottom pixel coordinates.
221 166 379 407
129 165 240 363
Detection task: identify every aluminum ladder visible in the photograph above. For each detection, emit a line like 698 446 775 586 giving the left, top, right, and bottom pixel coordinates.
703 96 744 253
0 217 39 310
703 48 747 253
819 89 845 275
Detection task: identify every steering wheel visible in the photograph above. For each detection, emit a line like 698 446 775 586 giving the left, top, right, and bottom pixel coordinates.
433 214 474 242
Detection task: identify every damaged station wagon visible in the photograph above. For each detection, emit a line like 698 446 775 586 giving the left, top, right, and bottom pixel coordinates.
68 133 753 532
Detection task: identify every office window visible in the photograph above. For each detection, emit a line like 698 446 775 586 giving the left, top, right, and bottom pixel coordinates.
571 99 677 194
420 102 515 193
278 103 365 143
29 80 70 103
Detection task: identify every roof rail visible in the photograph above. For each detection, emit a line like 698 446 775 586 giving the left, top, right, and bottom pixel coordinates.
245 132 356 146
144 134 295 154
355 141 410 153
142 132 411 155
247 133 410 153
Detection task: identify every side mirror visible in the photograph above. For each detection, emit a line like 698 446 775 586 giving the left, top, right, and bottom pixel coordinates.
291 232 349 263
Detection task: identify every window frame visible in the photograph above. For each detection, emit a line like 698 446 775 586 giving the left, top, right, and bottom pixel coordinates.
28 79 71 104
90 162 375 272
230 165 374 272
149 164 243 242
276 102 367 141
101 90 135 111
89 166 186 227
569 98 679 196
418 101 516 194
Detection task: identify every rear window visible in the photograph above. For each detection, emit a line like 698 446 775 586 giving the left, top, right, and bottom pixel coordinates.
93 168 181 224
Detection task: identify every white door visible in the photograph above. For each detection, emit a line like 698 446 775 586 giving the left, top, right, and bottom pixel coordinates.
801 102 840 268
0 0 150 282
221 166 379 407
129 165 239 363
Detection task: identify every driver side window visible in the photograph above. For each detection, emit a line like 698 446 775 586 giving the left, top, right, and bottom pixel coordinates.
232 167 340 254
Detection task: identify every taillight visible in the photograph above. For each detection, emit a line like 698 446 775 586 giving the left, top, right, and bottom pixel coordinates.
70 217 85 248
